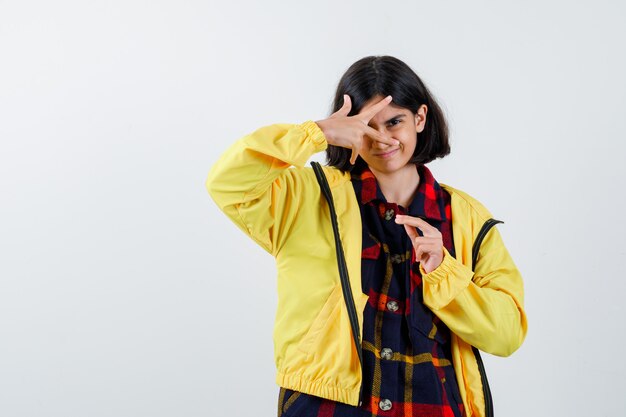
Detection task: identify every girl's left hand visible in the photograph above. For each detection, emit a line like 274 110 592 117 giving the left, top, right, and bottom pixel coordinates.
394 214 444 274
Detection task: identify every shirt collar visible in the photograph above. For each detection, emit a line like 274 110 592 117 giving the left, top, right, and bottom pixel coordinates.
351 164 447 222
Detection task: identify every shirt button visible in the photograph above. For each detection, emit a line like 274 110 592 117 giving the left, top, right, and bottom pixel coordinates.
386 300 399 312
381 347 393 360
379 398 392 411
383 208 395 220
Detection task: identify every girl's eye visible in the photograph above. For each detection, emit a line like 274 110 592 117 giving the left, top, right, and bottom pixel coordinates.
387 119 401 127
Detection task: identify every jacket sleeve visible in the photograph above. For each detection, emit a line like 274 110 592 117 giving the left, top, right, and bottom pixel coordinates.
205 120 328 256
420 224 528 357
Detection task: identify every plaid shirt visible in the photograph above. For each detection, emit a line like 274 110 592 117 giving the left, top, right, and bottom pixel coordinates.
278 164 465 417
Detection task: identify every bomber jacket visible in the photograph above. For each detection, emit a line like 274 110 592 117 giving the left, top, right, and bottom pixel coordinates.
205 120 528 417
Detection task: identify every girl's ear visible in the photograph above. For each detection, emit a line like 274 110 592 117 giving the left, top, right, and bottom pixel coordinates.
415 104 428 133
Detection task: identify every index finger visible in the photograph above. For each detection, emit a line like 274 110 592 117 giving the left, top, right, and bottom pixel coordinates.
364 125 399 146
395 215 439 237
402 223 420 240
358 95 393 121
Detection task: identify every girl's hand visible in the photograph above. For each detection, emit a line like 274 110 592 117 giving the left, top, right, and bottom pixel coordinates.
394 215 444 274
315 95 400 165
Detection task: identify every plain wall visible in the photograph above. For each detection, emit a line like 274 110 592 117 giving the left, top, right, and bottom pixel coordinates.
1 0 625 416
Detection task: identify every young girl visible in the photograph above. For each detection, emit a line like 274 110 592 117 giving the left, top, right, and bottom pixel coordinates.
206 55 527 417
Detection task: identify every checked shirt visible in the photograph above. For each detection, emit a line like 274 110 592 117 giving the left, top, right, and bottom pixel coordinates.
278 164 465 417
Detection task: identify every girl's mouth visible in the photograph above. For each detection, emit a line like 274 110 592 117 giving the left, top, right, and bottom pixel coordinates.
375 149 398 158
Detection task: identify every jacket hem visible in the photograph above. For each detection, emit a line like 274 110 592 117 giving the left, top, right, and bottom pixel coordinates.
276 370 360 406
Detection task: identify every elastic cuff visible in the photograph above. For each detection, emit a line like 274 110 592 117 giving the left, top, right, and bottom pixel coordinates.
298 120 328 152
420 246 475 310
420 246 472 285
419 246 448 283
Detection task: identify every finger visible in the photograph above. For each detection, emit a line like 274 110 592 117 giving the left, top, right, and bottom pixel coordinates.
364 125 399 146
359 95 393 120
403 223 420 241
336 94 352 117
395 215 440 237
410 238 440 257
414 241 440 261
411 236 440 246
349 145 358 165
415 246 425 262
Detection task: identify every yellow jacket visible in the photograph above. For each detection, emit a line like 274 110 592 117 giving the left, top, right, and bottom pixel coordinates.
205 120 527 417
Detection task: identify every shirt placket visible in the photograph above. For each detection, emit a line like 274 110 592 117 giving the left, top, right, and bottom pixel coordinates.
375 202 410 413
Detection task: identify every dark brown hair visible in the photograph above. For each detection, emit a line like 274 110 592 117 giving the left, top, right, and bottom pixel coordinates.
326 56 450 172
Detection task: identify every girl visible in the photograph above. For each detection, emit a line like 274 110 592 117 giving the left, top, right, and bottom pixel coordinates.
206 55 527 417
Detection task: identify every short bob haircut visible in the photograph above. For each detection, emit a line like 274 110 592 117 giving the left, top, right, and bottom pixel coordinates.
326 55 450 173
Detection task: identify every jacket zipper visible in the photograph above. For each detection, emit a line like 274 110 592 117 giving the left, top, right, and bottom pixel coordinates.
312 162 364 407
472 347 493 417
471 218 502 417
472 218 503 266
336 235 364 406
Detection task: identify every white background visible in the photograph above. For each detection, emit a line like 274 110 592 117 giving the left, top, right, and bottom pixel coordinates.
1 1 625 416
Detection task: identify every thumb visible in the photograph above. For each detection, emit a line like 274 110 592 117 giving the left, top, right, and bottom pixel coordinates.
337 94 352 116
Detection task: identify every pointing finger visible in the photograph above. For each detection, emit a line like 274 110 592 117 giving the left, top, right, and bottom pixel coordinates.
359 95 393 121
364 125 399 146
403 223 420 241
395 215 440 237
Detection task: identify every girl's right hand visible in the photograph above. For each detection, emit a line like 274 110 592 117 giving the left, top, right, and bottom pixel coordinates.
315 95 400 165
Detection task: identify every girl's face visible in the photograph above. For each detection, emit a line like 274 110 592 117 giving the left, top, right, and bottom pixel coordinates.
358 94 427 176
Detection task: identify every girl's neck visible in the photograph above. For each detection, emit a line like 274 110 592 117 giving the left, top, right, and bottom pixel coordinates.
369 164 420 208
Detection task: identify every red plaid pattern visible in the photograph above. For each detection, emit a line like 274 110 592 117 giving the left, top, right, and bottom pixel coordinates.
278 164 465 417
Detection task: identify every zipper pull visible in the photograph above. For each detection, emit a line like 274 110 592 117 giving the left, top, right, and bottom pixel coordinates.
358 383 364 407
